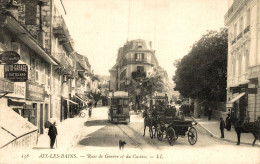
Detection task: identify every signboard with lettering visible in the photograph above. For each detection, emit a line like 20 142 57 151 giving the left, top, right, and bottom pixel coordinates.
26 81 45 101
7 82 26 98
0 51 20 64
0 78 14 93
4 64 28 82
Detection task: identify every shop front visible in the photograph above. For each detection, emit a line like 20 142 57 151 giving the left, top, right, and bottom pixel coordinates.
25 81 45 134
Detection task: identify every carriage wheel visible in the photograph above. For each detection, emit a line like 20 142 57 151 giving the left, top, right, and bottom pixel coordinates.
80 112 86 118
157 130 164 141
149 127 153 139
188 127 197 145
167 127 176 146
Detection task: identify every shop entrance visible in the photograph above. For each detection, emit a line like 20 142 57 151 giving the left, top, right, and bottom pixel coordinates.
40 104 43 134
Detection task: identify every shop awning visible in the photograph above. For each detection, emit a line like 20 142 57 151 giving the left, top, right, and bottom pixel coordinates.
75 94 85 103
62 97 78 105
226 92 246 108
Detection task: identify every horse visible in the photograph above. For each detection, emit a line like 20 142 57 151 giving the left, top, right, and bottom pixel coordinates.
142 110 159 139
231 118 260 146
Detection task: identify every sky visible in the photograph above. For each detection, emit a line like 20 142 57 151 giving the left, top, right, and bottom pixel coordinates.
62 0 228 79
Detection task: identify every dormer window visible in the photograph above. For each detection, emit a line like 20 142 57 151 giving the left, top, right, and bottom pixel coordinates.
137 42 142 49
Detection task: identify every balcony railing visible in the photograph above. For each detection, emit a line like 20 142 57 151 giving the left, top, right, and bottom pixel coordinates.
121 58 153 67
244 26 250 34
231 39 236 45
224 0 246 22
53 16 71 40
53 53 75 76
237 33 242 40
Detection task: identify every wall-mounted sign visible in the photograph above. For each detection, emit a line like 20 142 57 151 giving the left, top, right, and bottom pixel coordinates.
26 81 45 101
0 78 14 93
4 64 28 82
0 51 20 64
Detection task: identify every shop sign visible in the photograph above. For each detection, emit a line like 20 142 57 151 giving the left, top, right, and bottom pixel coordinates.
0 78 14 93
0 51 20 64
26 81 45 101
4 64 28 82
7 82 26 98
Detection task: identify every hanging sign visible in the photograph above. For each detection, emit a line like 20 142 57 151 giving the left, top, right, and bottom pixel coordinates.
4 64 28 82
0 51 20 64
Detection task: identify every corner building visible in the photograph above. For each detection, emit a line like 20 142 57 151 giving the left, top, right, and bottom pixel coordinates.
225 0 260 121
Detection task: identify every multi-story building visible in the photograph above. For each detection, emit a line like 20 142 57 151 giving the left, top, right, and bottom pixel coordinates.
0 1 58 148
225 0 260 121
109 39 169 105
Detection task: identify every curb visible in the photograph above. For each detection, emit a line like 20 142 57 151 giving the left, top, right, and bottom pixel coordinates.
68 110 89 150
191 117 260 147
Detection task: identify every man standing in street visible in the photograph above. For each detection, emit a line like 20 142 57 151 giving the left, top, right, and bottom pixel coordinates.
220 117 225 138
208 107 213 121
48 122 58 149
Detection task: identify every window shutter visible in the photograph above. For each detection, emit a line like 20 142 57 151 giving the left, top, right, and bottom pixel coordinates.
142 53 144 59
135 53 137 59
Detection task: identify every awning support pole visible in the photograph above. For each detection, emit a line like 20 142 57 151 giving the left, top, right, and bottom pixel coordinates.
0 93 8 98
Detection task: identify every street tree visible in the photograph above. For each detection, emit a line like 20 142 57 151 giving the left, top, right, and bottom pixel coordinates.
173 28 228 102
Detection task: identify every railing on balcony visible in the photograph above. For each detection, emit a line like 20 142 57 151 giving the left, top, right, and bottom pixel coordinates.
53 52 75 76
53 16 70 39
231 39 236 45
131 71 146 80
244 26 250 34
237 33 242 40
121 58 153 67
224 0 246 21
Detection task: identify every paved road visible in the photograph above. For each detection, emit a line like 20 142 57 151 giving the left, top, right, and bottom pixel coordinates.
69 107 260 164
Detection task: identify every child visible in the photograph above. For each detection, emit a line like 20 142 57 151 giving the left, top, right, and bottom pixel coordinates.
220 117 225 138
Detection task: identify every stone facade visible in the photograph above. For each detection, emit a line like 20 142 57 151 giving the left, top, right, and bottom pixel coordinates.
225 0 260 121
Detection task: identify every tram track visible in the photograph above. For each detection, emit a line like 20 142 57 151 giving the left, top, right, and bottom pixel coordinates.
116 123 161 151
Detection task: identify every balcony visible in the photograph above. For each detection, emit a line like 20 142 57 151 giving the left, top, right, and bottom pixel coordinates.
244 26 250 34
121 58 153 68
237 33 242 40
131 71 146 80
53 53 75 77
224 0 246 24
53 16 74 53
231 39 236 45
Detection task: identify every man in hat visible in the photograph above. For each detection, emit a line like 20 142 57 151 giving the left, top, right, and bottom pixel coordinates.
48 121 58 149
220 117 225 138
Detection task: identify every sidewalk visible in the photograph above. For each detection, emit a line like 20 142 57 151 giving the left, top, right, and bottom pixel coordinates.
192 116 260 147
33 110 89 151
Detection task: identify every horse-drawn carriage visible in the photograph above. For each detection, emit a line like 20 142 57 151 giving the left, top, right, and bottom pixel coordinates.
157 120 198 145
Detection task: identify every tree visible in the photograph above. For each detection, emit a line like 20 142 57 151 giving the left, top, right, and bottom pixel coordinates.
127 67 165 104
173 28 228 101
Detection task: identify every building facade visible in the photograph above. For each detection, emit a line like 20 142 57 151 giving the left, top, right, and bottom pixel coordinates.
225 0 260 121
109 39 170 106
0 0 98 149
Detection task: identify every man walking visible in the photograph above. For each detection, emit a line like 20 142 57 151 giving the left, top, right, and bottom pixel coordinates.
48 122 58 149
220 117 225 138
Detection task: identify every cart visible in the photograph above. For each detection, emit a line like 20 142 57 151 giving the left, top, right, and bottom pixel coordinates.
108 91 130 124
157 120 197 146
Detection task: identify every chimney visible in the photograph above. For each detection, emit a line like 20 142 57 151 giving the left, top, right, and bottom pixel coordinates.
6 0 19 19
149 41 152 49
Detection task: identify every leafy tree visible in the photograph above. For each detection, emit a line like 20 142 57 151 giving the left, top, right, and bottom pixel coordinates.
126 67 165 102
173 28 228 101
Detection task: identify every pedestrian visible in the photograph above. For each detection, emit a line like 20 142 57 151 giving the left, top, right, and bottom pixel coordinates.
48 121 58 149
225 113 231 131
94 101 97 108
208 107 213 121
220 117 225 138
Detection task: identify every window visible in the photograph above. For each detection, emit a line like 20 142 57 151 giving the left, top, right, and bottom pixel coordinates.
234 24 237 38
239 17 243 34
137 42 142 49
35 59 40 83
232 59 236 77
238 54 242 75
246 9 250 27
137 66 144 72
245 50 249 71
135 53 144 61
